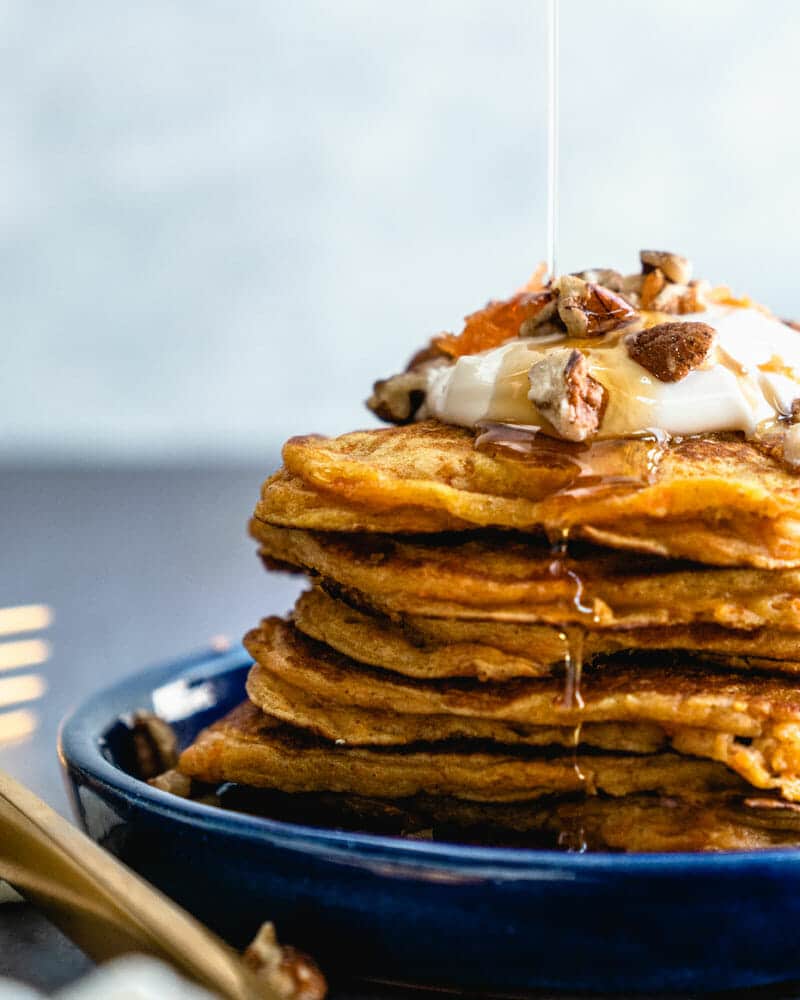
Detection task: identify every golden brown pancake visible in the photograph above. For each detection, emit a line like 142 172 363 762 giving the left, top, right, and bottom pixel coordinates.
245 619 800 800
293 587 800 681
249 662 668 752
178 701 745 803
252 521 800 632
257 421 800 568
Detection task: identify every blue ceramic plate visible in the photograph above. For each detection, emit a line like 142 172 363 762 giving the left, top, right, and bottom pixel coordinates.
59 647 800 994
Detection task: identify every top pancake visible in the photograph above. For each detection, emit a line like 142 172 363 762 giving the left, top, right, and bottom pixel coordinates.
256 421 800 568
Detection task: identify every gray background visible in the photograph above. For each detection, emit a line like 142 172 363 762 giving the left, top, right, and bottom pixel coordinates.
2 0 798 461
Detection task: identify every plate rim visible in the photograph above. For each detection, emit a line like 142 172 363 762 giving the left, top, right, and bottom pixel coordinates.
58 645 800 876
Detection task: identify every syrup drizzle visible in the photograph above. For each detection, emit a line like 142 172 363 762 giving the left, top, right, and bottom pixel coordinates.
545 0 560 280
474 424 672 851
474 421 669 501
549 528 592 852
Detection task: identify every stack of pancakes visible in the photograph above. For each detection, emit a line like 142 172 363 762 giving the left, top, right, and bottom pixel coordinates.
178 420 800 851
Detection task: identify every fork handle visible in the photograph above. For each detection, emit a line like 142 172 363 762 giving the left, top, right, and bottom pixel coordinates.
0 768 275 1000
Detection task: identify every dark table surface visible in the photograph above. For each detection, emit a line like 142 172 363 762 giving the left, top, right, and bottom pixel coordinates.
2 462 800 999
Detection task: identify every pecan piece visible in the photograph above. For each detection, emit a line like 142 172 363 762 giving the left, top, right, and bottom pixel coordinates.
571 268 625 292
149 768 193 797
368 347 450 424
528 347 607 441
646 279 708 314
367 356 448 425
131 711 179 780
784 425 800 469
244 922 327 1000
554 275 639 337
640 268 667 309
626 322 716 382
640 250 693 285
678 279 711 313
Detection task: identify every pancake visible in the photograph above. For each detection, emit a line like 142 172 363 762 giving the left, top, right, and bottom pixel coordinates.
252 521 800 632
257 421 800 568
293 587 800 680
178 701 746 803
211 786 800 853
249 661 668 752
245 619 800 800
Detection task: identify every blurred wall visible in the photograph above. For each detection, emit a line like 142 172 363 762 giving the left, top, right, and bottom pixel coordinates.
1 0 798 461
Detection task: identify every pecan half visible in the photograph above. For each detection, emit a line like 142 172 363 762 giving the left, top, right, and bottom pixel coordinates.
554 275 639 337
640 250 693 285
626 322 716 382
244 922 327 1000
528 347 607 441
523 277 638 339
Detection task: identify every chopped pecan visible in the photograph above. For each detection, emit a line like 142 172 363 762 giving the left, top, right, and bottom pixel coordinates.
637 271 710 314
522 277 638 339
367 366 435 424
528 347 607 441
784 425 800 469
679 279 711 313
131 711 179 780
626 322 716 382
149 769 193 797
519 295 558 337
244 922 327 1000
554 276 593 336
617 273 644 308
640 268 667 309
556 275 639 337
571 268 625 292
640 250 693 285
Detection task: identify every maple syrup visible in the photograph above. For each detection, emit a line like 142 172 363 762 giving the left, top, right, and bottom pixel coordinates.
546 0 559 280
474 421 669 501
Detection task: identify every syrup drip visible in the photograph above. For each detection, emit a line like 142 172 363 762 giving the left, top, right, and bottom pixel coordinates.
547 528 593 852
474 424 672 851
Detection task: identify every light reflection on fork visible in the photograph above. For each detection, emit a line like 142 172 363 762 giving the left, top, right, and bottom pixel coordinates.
0 604 52 748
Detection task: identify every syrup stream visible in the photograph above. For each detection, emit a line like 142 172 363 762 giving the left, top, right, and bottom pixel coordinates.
546 0 560 280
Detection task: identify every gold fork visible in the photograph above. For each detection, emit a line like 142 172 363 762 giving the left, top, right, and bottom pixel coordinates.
0 766 282 999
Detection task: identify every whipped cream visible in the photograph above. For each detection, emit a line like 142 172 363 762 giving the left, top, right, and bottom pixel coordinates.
423 306 800 439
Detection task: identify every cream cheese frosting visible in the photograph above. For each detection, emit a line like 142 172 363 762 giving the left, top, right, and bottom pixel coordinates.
422 306 800 439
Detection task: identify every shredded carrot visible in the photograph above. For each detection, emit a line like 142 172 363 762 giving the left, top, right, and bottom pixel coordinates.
434 264 551 359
